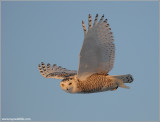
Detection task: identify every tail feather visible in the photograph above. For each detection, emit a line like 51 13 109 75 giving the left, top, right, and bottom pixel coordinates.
112 74 134 83
108 74 133 89
108 75 130 89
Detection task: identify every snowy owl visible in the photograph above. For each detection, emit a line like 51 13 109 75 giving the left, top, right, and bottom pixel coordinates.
38 14 133 94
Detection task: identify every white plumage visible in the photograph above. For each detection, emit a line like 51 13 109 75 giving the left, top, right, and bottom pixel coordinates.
78 14 115 80
39 62 77 79
38 14 133 94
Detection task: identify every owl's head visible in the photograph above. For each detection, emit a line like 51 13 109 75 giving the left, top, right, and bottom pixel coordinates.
60 77 78 93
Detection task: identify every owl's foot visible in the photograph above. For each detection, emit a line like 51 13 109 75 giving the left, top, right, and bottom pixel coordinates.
112 86 118 91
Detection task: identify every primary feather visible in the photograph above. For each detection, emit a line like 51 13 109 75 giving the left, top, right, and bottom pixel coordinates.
39 62 77 79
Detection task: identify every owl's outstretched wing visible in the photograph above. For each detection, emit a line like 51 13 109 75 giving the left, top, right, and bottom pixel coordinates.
38 62 77 79
78 14 115 80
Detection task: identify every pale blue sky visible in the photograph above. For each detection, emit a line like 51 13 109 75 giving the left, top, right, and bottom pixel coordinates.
1 1 159 121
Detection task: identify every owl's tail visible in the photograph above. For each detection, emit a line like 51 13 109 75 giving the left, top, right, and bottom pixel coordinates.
108 74 134 89
112 74 134 83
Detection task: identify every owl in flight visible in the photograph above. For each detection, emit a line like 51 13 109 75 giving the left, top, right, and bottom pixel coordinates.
38 14 133 94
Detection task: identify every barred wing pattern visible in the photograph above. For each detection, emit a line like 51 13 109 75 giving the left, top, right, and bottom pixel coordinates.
78 14 115 80
39 62 77 79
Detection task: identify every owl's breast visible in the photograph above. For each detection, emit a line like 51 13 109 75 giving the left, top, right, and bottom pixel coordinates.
77 74 116 93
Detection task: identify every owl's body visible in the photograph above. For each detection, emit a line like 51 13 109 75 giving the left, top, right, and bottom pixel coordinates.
77 74 116 93
59 73 133 93
38 14 134 94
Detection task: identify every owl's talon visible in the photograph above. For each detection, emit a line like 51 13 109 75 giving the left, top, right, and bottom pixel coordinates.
112 86 118 91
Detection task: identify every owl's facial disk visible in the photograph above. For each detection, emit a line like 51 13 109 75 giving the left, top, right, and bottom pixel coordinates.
60 78 75 93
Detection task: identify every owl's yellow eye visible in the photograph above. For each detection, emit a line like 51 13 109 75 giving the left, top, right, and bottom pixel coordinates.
61 84 64 87
69 83 72 85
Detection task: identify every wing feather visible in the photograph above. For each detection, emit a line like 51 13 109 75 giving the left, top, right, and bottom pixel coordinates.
39 62 77 79
78 14 115 80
